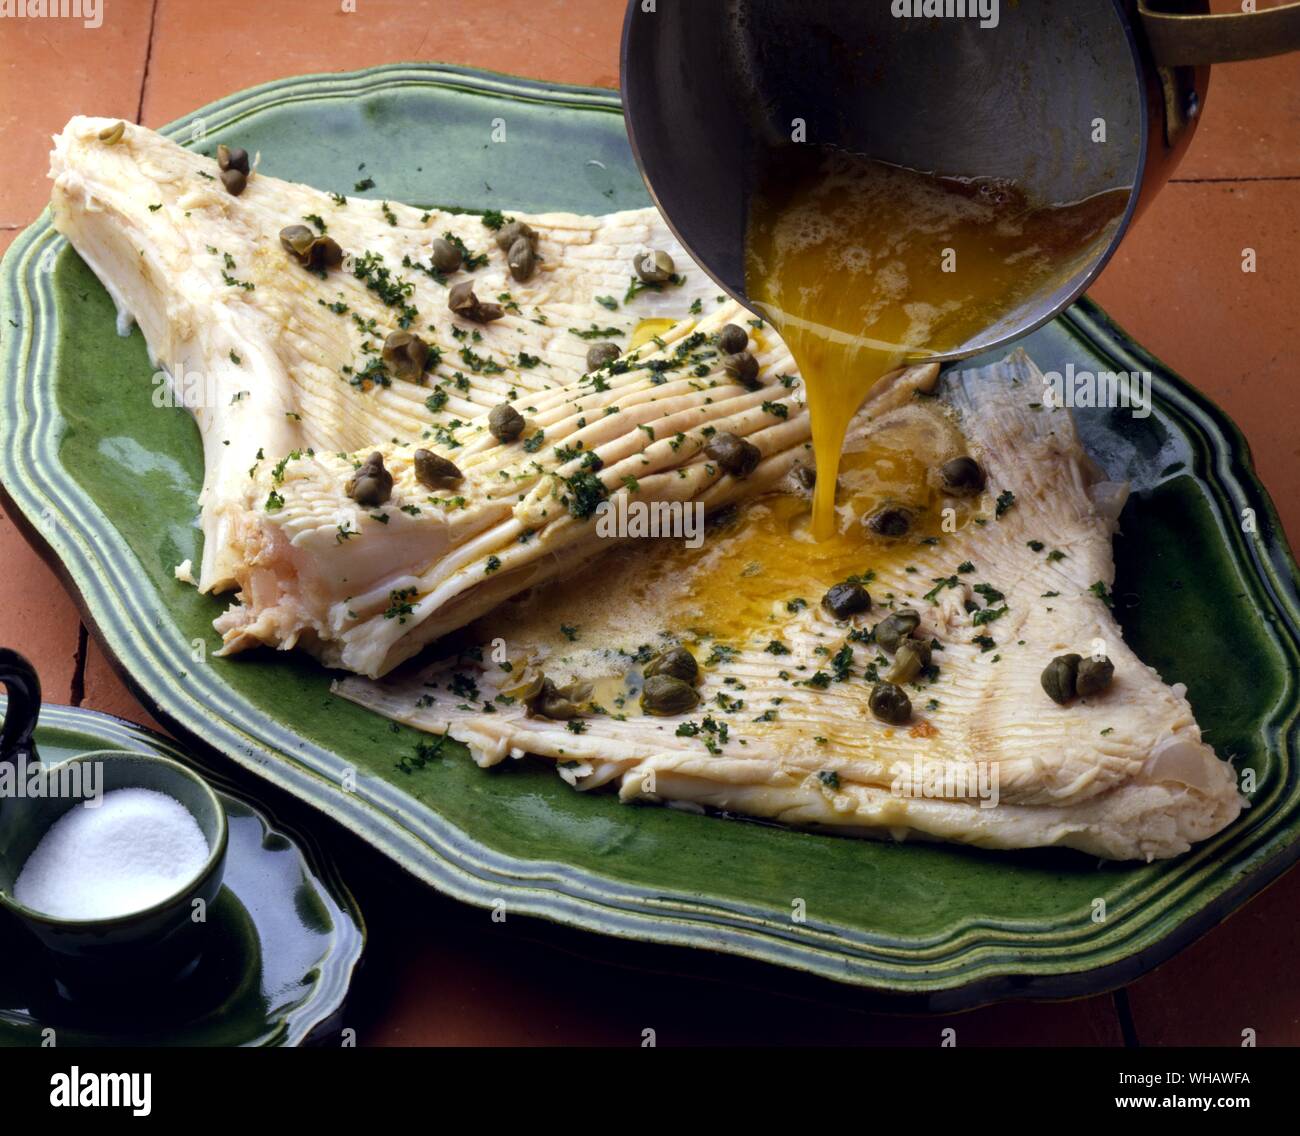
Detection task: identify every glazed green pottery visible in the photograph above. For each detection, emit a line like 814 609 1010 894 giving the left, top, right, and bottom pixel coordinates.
0 699 364 1045
1 64 1297 1009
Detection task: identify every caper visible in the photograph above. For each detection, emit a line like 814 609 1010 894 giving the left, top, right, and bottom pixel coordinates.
494 220 537 252
586 342 621 372
345 452 393 507
429 237 462 274
705 432 761 478
717 323 748 354
448 281 504 324
640 674 700 717
220 168 248 197
886 639 932 685
382 330 429 382
311 236 344 269
634 249 675 283
1076 655 1115 698
503 669 546 704
280 226 342 271
865 504 913 538
939 456 986 497
216 144 249 174
98 121 126 144
488 403 526 443
279 224 317 261
529 678 592 720
507 236 536 282
869 681 912 725
413 448 462 489
874 608 921 653
644 646 699 685
448 281 477 315
1041 653 1082 705
722 351 760 389
822 581 871 620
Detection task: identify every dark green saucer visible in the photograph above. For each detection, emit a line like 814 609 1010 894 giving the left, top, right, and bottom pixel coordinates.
0 701 364 1046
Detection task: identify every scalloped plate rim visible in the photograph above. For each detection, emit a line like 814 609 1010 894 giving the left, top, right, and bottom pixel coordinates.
1 62 1297 1010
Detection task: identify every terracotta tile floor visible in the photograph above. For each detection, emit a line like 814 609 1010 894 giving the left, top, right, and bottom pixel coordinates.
1 0 1298 1045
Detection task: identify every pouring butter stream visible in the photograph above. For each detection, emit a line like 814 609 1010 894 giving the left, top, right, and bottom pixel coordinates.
745 147 1127 541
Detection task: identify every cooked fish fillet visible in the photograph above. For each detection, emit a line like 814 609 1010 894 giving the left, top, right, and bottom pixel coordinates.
48 117 1242 860
48 116 729 600
336 353 1245 861
212 301 814 676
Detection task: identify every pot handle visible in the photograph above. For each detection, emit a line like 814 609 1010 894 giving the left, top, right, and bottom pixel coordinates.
0 649 41 765
1139 1 1300 66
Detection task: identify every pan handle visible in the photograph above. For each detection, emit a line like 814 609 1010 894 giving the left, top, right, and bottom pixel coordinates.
0 648 41 767
1139 1 1300 66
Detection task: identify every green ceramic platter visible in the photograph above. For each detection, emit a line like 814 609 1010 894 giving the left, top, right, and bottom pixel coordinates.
2 64 1298 1010
0 700 364 1046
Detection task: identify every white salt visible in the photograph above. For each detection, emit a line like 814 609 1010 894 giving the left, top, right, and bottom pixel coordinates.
14 788 210 920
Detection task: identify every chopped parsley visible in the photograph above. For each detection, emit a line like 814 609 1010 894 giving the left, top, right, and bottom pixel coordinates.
397 734 449 774
625 272 685 303
442 231 488 270
352 250 417 327
569 324 624 340
561 471 608 519
923 575 960 604
384 587 418 623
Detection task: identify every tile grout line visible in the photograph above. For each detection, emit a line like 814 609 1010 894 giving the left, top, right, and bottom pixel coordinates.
1170 175 1300 184
70 623 88 707
134 0 161 126
1113 987 1141 1047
